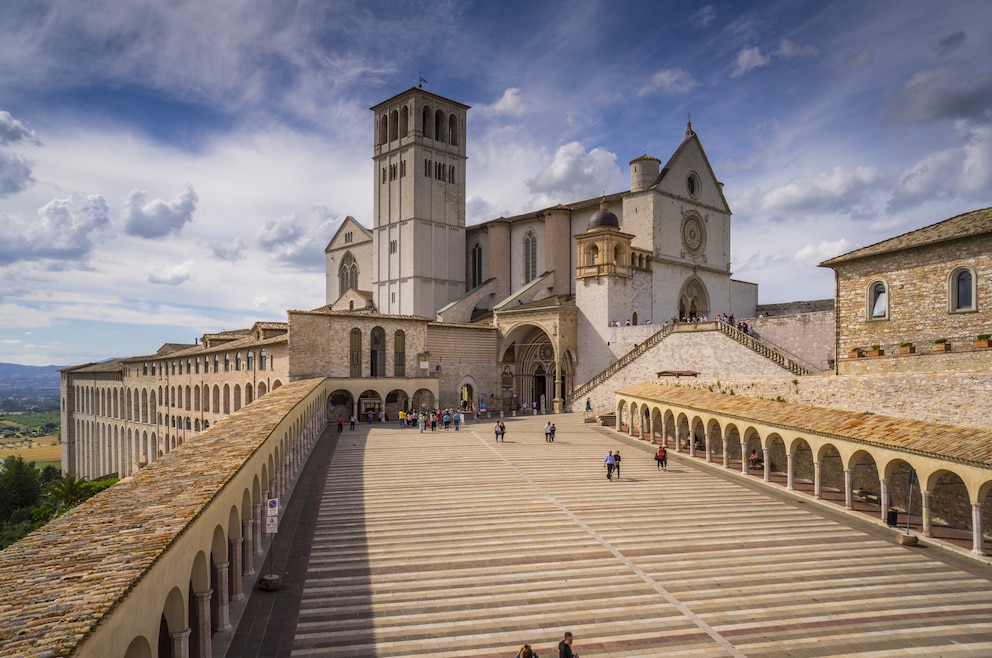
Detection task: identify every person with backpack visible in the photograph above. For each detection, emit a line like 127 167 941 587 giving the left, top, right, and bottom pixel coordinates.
655 446 667 471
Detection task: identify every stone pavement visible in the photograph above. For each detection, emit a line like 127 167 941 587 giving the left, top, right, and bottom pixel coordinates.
231 412 992 657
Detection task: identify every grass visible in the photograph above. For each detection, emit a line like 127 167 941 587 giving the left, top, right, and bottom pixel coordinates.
0 435 61 463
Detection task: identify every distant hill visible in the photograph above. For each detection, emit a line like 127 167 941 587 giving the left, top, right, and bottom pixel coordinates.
0 363 66 412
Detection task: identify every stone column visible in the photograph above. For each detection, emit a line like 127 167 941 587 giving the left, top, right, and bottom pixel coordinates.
922 491 932 537
762 447 770 482
740 441 748 475
212 563 232 632
254 502 265 556
269 478 278 505
880 479 889 522
722 437 729 468
844 469 853 509
786 453 794 490
615 408 621 432
242 518 255 574
972 503 986 555
553 354 562 414
229 538 245 601
813 461 822 499
193 590 213 658
648 414 654 443
674 425 681 452
704 429 712 463
170 628 191 658
689 433 697 458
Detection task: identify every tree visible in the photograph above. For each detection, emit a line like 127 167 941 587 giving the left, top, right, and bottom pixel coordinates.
50 473 88 511
0 456 41 522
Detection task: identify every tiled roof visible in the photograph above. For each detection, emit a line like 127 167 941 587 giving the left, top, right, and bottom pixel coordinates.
617 381 992 468
820 207 992 266
0 379 324 657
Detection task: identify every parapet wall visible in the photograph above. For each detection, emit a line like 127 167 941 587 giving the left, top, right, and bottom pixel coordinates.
677 370 992 431
745 310 835 371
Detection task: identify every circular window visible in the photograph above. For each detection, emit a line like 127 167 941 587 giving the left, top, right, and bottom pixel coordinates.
681 215 706 254
539 343 554 361
687 172 700 198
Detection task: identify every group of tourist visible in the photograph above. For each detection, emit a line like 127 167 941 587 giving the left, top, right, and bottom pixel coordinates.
396 408 464 432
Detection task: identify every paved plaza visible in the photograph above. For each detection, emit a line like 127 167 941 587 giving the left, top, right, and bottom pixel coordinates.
228 412 992 657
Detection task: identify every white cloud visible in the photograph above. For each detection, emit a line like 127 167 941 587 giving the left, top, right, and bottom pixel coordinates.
210 236 248 262
732 39 818 77
145 261 194 286
757 166 882 216
257 205 339 269
840 48 874 72
692 5 716 27
0 193 110 265
794 239 852 265
960 123 992 193
888 148 958 210
638 67 696 96
488 88 525 116
526 142 623 207
121 185 198 239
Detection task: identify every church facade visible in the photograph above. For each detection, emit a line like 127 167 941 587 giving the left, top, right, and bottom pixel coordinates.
61 86 760 479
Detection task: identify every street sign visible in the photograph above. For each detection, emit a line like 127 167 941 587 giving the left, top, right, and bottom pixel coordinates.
265 515 279 534
266 498 279 516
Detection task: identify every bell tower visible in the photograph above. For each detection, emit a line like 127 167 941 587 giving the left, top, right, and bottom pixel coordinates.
370 88 469 317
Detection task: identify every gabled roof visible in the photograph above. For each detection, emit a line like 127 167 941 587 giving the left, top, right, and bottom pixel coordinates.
656 125 731 214
820 207 992 267
324 216 372 253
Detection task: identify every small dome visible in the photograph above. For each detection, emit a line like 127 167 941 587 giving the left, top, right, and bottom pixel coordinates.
588 200 619 230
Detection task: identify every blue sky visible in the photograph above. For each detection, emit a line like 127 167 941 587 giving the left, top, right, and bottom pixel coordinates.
2 0 991 366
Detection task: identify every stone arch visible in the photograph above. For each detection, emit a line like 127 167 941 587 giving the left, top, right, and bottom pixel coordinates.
233 384 241 412
457 376 477 411
223 384 231 414
124 635 152 658
384 388 409 417
848 448 881 504
765 432 786 471
272 380 283 390
411 387 435 411
927 468 970 536
816 442 846 498
327 390 354 421
258 381 268 397
678 275 710 320
788 436 815 486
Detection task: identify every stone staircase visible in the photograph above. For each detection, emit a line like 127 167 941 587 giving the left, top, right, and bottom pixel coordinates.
565 321 812 411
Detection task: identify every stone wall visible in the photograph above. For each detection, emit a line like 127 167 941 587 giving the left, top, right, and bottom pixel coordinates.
678 370 992 431
745 310 835 371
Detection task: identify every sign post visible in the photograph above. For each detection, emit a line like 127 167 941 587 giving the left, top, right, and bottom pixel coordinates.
259 498 283 590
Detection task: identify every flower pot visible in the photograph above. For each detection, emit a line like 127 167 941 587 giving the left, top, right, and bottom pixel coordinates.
898 346 915 355
868 349 884 357
847 350 864 359
973 339 992 349
933 343 951 352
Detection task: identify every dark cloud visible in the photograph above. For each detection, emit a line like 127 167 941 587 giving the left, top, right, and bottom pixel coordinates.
0 111 40 146
0 193 110 266
0 151 35 198
121 186 198 238
932 31 966 56
888 63 992 124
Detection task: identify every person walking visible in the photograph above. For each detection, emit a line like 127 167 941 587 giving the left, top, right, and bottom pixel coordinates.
558 631 578 657
614 450 622 479
655 446 667 470
550 423 556 442
515 643 538 658
349 414 356 431
453 411 461 431
544 421 553 443
494 421 502 443
604 450 616 480
337 415 344 433
498 420 506 442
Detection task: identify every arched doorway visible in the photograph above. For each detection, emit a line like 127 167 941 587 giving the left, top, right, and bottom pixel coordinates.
678 276 710 320
459 382 475 410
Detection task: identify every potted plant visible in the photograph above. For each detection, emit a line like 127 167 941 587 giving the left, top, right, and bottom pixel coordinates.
899 341 915 355
933 338 950 352
974 334 992 349
868 344 884 357
847 346 865 359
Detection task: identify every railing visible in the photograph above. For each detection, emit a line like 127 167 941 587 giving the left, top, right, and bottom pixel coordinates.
566 323 676 409
566 321 813 410
713 321 813 376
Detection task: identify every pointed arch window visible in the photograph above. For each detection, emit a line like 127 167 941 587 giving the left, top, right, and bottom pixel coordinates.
471 243 483 288
394 330 406 377
350 329 362 377
339 252 359 297
370 327 386 377
524 231 538 283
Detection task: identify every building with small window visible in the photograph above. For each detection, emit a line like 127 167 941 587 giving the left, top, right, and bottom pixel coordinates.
820 207 992 374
